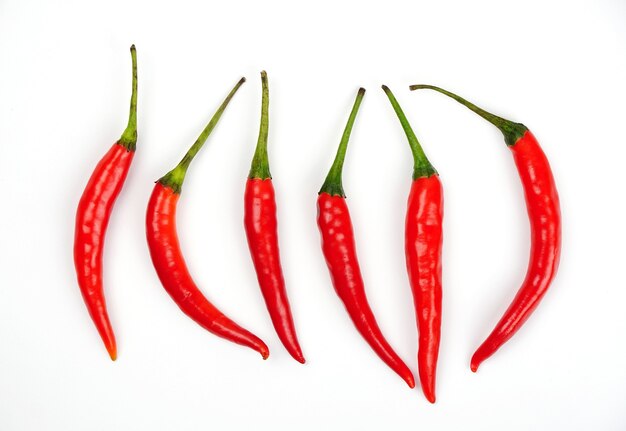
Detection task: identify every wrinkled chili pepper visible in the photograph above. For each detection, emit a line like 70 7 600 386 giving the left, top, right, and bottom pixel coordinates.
74 45 138 360
317 88 415 388
244 71 305 363
383 85 443 402
410 84 561 372
146 77 269 359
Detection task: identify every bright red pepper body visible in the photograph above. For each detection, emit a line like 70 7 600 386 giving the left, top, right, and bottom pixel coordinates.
405 175 443 403
383 85 442 400
244 178 304 363
471 130 560 370
317 88 414 388
74 143 134 360
317 193 415 388
74 45 137 360
245 71 304 363
145 77 268 358
146 183 269 358
409 84 561 371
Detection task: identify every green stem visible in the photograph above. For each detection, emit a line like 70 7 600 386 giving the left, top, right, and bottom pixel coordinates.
119 45 138 151
408 84 528 146
159 77 246 194
382 85 437 179
249 71 271 179
319 88 366 197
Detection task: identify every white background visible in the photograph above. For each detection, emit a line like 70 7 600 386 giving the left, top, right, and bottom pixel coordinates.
1 0 625 429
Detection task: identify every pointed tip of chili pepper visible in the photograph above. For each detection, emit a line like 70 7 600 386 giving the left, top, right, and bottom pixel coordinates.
97 323 117 361
420 379 437 402
106 344 117 361
130 44 135 52
405 374 416 389
259 345 270 360
470 349 484 371
423 390 436 403
284 341 306 364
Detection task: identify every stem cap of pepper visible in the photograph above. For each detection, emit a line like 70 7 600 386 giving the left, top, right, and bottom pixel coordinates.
319 87 366 197
381 85 437 179
159 77 246 194
408 84 528 146
249 71 272 180
119 44 138 151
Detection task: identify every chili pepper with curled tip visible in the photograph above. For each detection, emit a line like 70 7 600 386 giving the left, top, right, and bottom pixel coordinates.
244 71 305 364
74 45 138 360
410 84 561 372
317 88 415 388
146 78 269 359
382 85 443 402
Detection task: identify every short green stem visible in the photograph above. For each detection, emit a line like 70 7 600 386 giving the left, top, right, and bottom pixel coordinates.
319 88 366 197
159 77 246 194
382 85 437 179
249 71 271 179
408 84 528 146
119 45 138 151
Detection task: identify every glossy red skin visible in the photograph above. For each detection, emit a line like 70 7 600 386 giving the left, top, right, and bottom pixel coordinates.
317 193 415 388
244 178 304 363
146 182 269 358
471 130 561 371
74 142 134 360
406 175 443 402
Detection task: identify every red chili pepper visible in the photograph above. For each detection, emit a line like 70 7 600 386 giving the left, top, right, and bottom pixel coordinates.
244 71 305 363
146 78 269 359
410 84 561 372
383 86 443 402
74 45 137 360
317 88 415 388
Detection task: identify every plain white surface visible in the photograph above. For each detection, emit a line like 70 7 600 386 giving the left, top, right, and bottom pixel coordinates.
1 0 625 429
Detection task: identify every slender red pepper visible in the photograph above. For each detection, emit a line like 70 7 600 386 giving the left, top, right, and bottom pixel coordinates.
146 78 269 359
244 71 305 363
383 86 443 402
317 88 415 388
74 45 137 360
410 84 561 372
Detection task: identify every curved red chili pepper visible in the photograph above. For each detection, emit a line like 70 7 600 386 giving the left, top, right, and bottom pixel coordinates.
146 78 269 359
74 45 137 360
244 71 305 363
383 86 443 402
317 88 415 388
410 84 561 372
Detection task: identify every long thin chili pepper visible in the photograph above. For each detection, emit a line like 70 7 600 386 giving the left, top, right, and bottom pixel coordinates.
244 71 305 363
317 88 415 388
146 77 269 359
382 85 443 402
74 45 138 360
410 84 561 372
